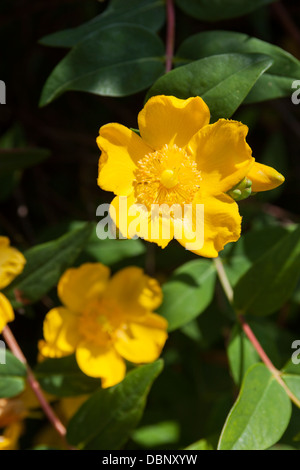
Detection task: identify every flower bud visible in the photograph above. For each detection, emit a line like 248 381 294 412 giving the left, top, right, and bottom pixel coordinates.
227 178 253 201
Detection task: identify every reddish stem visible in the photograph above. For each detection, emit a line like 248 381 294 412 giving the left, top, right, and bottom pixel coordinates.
2 325 71 448
214 257 300 408
165 0 175 73
238 314 278 374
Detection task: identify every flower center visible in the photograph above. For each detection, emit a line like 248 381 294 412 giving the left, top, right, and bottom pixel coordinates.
160 169 178 189
79 299 125 346
133 144 201 208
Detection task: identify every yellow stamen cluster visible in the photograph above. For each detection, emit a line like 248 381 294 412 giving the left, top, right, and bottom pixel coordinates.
79 299 125 346
133 144 201 208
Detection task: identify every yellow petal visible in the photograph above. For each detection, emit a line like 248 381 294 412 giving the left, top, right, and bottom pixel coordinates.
104 266 163 314
176 192 241 258
138 95 210 150
0 237 26 290
110 194 174 249
247 161 285 192
114 313 168 363
187 119 254 196
58 263 110 313
38 339 67 359
0 422 23 450
43 307 80 356
76 341 125 388
0 293 14 333
97 123 153 196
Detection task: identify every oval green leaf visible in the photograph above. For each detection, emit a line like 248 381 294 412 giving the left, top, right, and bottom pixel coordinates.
3 223 93 307
40 25 165 106
177 31 300 103
147 53 273 120
35 355 101 397
222 225 289 287
40 0 165 48
234 225 300 316
66 360 163 450
0 351 27 398
175 0 275 22
218 364 291 450
157 259 216 331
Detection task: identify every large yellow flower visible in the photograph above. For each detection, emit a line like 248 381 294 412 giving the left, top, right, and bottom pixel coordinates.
39 263 168 388
0 237 26 333
97 95 284 258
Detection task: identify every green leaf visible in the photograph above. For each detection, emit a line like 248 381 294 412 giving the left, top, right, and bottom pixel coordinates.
147 54 273 121
282 375 300 401
86 239 145 266
218 364 291 450
227 325 260 386
40 0 165 47
31 445 60 450
222 225 290 287
0 148 50 174
0 351 27 398
67 360 163 450
234 225 300 316
175 0 275 22
185 438 214 450
282 359 300 401
157 259 216 331
84 228 146 265
177 31 300 103
35 355 101 397
131 420 180 447
39 25 165 106
227 319 294 385
37 220 146 266
3 223 93 307
282 359 300 376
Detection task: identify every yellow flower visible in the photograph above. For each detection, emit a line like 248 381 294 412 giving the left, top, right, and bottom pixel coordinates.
0 387 39 451
39 263 168 388
96 95 285 258
0 422 23 450
0 237 26 332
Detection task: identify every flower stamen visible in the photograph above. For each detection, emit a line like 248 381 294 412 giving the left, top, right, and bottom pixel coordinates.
133 144 201 208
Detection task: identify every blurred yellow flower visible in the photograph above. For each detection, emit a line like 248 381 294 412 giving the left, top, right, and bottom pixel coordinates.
0 237 26 332
0 387 39 450
0 422 23 450
39 263 168 388
97 95 284 258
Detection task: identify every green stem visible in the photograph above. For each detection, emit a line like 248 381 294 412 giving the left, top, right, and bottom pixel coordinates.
213 256 300 409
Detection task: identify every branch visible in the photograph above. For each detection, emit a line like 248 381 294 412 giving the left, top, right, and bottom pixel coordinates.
165 0 176 73
213 257 300 409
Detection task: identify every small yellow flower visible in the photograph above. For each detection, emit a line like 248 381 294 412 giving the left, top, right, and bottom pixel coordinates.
0 237 26 332
97 95 285 258
39 263 168 388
